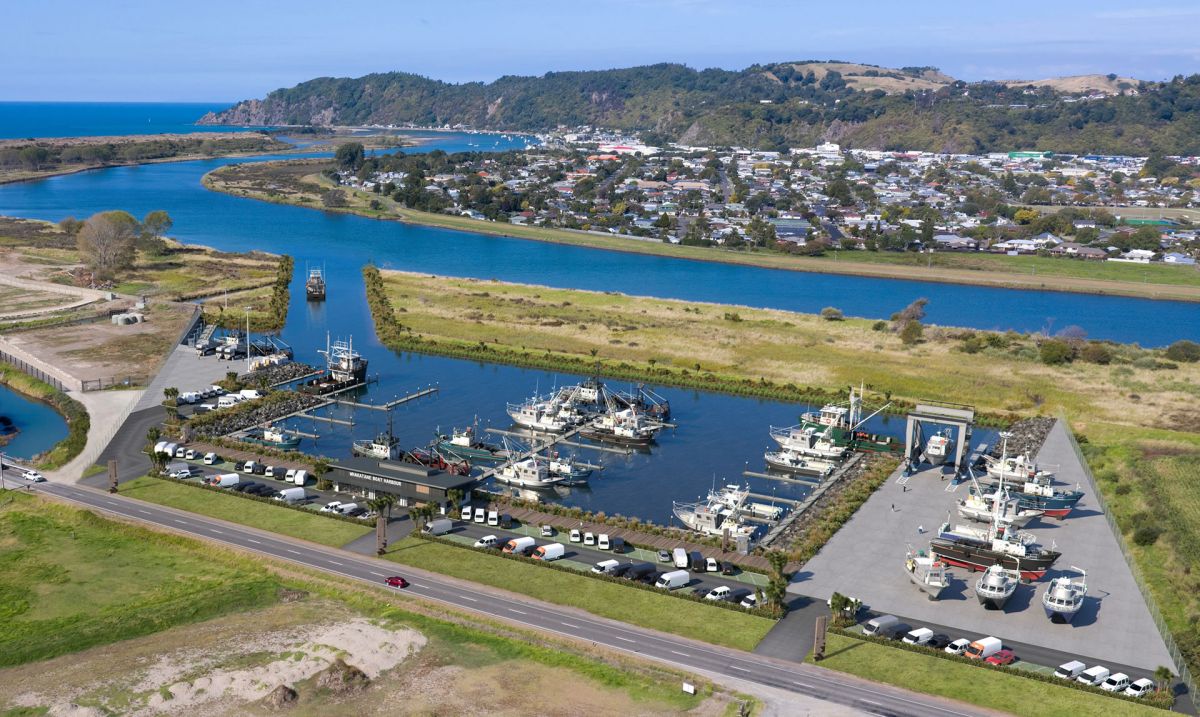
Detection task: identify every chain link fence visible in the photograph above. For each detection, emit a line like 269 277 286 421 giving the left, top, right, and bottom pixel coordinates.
0 349 68 392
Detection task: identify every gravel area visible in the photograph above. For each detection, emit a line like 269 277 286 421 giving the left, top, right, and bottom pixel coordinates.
990 416 1056 458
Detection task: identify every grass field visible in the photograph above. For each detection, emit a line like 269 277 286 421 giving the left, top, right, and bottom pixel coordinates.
204 160 1200 302
817 633 1162 716
0 491 278 667
384 536 775 651
119 476 372 547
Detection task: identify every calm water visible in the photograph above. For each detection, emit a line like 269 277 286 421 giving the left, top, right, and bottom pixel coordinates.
0 384 68 461
0 134 1192 344
0 102 258 138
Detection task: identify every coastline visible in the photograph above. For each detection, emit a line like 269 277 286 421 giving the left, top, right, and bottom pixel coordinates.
202 162 1200 304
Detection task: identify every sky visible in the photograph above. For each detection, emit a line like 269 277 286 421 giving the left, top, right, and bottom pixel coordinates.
3 0 1199 102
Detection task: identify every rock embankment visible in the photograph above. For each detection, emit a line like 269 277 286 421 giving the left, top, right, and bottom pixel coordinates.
192 391 324 438
991 416 1056 458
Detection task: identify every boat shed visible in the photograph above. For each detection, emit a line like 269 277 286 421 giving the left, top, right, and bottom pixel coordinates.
327 457 477 509
904 402 974 474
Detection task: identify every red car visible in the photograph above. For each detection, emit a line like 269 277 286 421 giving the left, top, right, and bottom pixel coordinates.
985 649 1015 666
384 576 409 588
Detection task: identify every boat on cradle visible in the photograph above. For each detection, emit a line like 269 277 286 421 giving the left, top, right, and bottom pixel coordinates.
958 477 1044 528
767 425 847 461
299 334 368 395
545 450 592 481
672 484 757 539
984 432 1056 482
763 447 836 476
975 564 1020 609
436 424 509 461
905 546 950 600
580 407 660 445
1042 567 1087 623
241 425 301 450
929 505 1060 581
496 455 565 489
305 266 326 301
798 385 902 453
925 428 955 464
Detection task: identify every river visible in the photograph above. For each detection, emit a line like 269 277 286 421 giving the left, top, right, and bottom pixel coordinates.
0 384 68 462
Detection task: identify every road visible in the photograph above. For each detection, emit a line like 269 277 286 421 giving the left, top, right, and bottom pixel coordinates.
36 479 986 717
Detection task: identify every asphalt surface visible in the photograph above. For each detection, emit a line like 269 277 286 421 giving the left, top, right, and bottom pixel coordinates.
36 479 988 717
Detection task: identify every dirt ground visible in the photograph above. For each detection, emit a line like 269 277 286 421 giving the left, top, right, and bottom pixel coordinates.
0 599 728 717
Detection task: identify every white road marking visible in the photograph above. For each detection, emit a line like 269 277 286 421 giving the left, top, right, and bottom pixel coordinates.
728 665 751 672
560 622 579 629
286 549 302 555
246 539 261 544
670 650 690 657
459 595 478 602
508 608 528 615
614 636 636 643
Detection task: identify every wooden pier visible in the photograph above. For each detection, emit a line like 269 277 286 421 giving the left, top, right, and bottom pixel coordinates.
745 491 802 507
334 385 439 411
742 469 824 486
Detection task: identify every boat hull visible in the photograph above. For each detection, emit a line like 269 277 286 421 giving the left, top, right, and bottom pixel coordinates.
243 436 301 450
436 440 506 461
929 539 1059 581
1045 605 1082 622
579 427 655 445
977 590 1016 610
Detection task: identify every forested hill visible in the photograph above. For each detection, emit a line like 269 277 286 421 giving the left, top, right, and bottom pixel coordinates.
200 62 1200 155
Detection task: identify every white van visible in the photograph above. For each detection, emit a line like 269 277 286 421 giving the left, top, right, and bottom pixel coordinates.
291 470 308 486
705 557 720 572
239 389 263 400
474 507 486 523
274 487 307 504
655 569 690 589
185 448 199 460
153 440 170 455
902 628 934 646
862 615 901 639
217 395 241 408
487 510 499 526
965 636 1002 660
591 559 620 574
203 452 219 465
474 535 498 549
337 502 359 515
179 392 201 404
672 548 688 569
583 532 596 546
174 446 187 458
461 504 473 521
1125 678 1156 698
597 533 610 550
532 543 565 561
1101 673 1130 693
205 473 240 488
264 465 278 478
1054 661 1086 680
424 518 453 536
569 528 582 542
1077 665 1111 686
503 536 536 554
704 586 731 601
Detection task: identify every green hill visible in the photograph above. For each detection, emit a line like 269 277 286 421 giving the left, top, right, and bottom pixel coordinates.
201 61 1200 154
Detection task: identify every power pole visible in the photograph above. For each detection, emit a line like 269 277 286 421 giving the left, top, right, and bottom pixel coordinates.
107 459 118 493
813 615 828 661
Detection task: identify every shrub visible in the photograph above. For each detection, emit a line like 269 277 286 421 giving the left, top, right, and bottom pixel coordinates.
820 306 844 321
1039 339 1074 365
959 335 985 354
899 320 923 346
1079 343 1113 365
1165 340 1200 363
872 320 888 331
1133 525 1163 546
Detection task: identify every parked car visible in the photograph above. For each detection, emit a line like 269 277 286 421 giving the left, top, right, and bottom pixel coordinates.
902 628 934 646
926 634 951 650
251 463 267 475
264 465 278 478
540 524 555 537
1125 678 1156 698
1054 661 1087 680
319 501 344 513
705 557 720 572
423 519 453 536
384 576 409 588
174 447 187 458
944 638 971 656
500 513 513 528
655 570 689 590
285 468 297 482
720 561 737 575
1077 666 1110 686
569 528 582 542
862 615 901 639
203 452 218 465
597 533 610 550
185 448 199 460
583 532 596 546
473 508 486 523
610 537 625 553
487 510 499 526
1101 673 1131 693
591 559 620 574
169 466 202 479
704 586 732 601
985 649 1015 666
474 535 499 549
460 504 472 521
965 636 1003 660
657 549 672 563
739 594 758 609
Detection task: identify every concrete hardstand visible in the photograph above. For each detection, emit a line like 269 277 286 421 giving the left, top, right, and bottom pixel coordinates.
790 419 1174 672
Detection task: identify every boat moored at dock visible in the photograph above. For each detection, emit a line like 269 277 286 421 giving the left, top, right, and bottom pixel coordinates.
672 484 757 540
436 424 509 461
240 425 301 450
298 334 369 395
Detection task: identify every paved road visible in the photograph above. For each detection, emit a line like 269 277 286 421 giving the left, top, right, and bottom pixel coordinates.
37 480 986 717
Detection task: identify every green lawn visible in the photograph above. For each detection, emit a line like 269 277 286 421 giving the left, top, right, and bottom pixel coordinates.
119 476 371 547
384 536 774 651
818 634 1164 716
0 492 278 667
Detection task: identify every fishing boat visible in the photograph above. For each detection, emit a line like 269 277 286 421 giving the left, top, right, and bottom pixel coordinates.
767 425 847 461
972 474 1082 520
496 455 564 489
1042 568 1087 623
298 334 368 395
352 431 402 460
672 484 756 539
398 448 470 476
930 496 1060 581
546 451 592 481
613 384 671 420
797 385 902 453
925 428 955 464
975 564 1021 609
985 432 1056 482
580 408 660 445
507 394 573 433
305 266 326 301
958 478 1044 528
435 424 509 461
905 546 950 600
242 425 301 450
763 448 836 476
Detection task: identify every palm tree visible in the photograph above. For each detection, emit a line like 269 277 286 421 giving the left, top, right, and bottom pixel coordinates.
1154 665 1174 693
446 488 464 515
368 494 397 555
162 387 180 423
411 503 435 533
764 550 790 616
145 427 166 475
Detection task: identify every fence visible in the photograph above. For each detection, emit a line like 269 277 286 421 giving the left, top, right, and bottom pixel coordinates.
1062 419 1198 707
0 349 68 392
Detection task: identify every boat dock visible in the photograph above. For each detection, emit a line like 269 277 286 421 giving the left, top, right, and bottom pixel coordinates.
742 469 823 486
485 427 632 456
758 452 864 548
334 384 439 411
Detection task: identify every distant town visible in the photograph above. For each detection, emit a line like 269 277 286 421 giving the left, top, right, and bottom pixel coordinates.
334 128 1199 266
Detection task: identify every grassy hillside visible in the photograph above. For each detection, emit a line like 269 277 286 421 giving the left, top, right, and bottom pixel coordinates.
202 62 1200 154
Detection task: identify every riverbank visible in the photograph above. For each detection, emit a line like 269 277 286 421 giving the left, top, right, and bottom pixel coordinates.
203 159 1200 303
0 362 88 470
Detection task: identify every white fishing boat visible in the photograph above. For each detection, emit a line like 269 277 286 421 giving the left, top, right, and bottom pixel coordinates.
905 546 950 600
767 425 847 460
926 428 954 464
672 484 756 539
764 447 836 476
507 394 572 432
546 451 592 481
975 564 1020 609
351 431 402 460
957 482 1044 528
1042 567 1087 623
581 407 660 445
496 455 564 489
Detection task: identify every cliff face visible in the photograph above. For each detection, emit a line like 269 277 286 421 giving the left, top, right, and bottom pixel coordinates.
197 62 1200 155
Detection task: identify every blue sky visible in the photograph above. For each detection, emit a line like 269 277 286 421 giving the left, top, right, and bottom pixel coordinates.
3 0 1199 101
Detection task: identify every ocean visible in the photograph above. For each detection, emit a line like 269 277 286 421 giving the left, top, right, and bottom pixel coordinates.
0 101 254 139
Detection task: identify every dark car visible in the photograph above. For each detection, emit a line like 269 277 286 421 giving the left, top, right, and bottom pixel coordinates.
657 550 672 563
500 513 513 528
519 545 538 557
345 507 367 518
720 561 738 576
248 484 275 497
384 576 409 588
927 633 952 650
609 563 633 578
640 571 662 585
251 463 267 475
691 586 709 597
232 481 259 493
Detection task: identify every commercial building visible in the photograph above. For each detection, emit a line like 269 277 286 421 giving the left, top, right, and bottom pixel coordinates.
327 457 477 509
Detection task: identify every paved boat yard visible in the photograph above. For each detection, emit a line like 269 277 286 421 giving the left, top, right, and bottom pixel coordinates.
791 419 1174 671
134 343 243 411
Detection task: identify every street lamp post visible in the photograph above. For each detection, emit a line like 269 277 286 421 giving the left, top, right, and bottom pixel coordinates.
244 307 252 375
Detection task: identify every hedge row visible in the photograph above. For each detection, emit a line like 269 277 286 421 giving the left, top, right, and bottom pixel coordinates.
144 474 372 528
205 254 293 331
362 265 1014 427
836 628 1173 710
0 362 90 470
787 454 898 564
415 531 779 619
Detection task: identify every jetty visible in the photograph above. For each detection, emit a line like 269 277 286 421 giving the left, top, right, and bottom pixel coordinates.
758 452 864 548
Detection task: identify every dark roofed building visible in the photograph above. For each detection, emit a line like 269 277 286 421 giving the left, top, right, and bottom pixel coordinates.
328 457 478 508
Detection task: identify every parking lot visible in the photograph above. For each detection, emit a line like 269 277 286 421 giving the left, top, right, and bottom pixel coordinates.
793 420 1176 672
